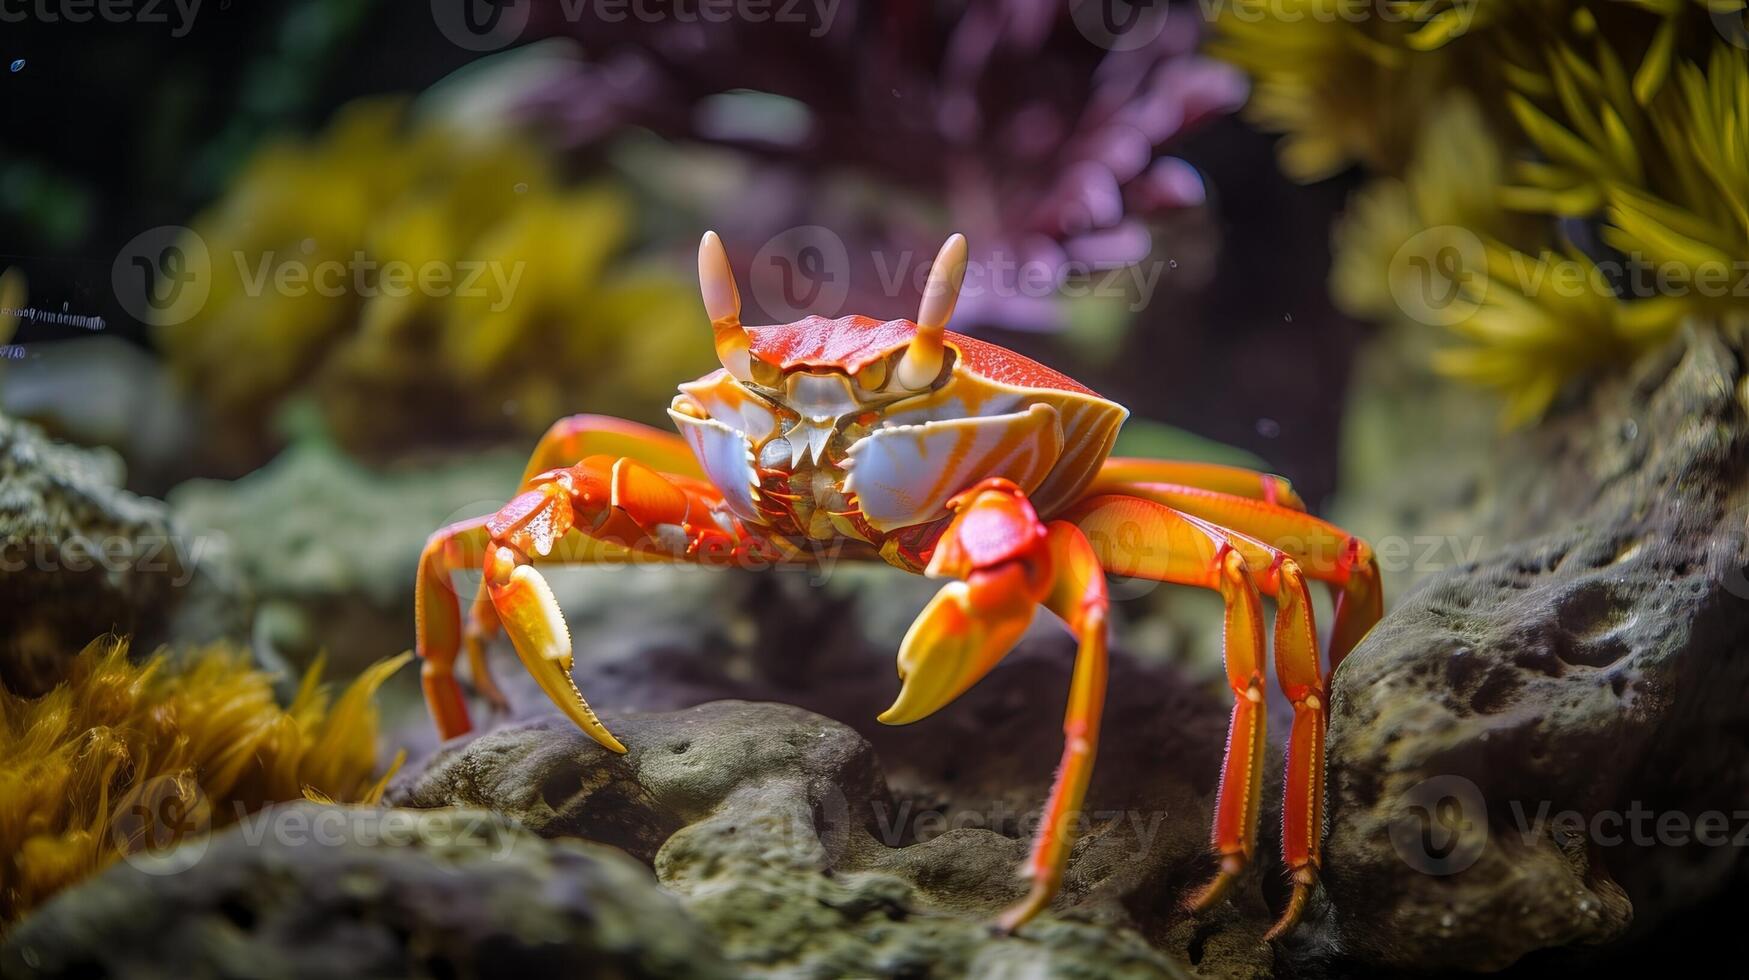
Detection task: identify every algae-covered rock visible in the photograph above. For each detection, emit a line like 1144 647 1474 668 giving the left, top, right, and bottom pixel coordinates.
169 441 523 672
392 684 1271 979
0 804 729 980
1323 327 1749 971
0 412 241 695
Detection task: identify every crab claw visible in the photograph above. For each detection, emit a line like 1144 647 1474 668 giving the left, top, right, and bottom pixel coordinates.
879 564 1037 726
490 559 626 754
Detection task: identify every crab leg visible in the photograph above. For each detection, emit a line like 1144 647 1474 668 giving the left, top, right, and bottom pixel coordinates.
458 416 706 710
417 454 758 743
1088 458 1305 511
1063 492 1330 939
1096 481 1381 666
997 520 1112 931
875 478 1114 932
1058 495 1277 910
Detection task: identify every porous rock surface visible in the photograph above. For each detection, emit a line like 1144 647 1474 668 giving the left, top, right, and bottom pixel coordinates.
393 652 1290 979
0 804 727 980
1323 327 1749 971
0 411 241 695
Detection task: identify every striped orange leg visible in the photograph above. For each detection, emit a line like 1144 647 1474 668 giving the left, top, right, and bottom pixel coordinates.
873 479 1113 932
1060 496 1274 914
1100 481 1381 667
458 416 705 712
1089 457 1306 511
996 520 1112 931
1066 489 1357 937
417 453 752 743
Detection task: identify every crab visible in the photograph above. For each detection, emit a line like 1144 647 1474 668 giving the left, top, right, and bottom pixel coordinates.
415 232 1382 937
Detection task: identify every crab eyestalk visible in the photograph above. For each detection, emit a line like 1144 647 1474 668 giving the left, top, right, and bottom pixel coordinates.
896 233 968 390
698 230 752 383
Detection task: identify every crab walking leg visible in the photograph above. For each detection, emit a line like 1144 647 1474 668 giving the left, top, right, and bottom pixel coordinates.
460 416 707 709
1092 481 1382 667
874 478 1116 932
1059 495 1273 917
417 454 754 743
1087 458 1305 510
996 521 1112 932
417 514 658 742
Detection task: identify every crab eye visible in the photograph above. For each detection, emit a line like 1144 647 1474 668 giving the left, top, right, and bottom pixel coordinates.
749 358 783 388
856 358 888 391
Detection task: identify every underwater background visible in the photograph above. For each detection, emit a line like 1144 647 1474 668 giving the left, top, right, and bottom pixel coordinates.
3 1 1749 977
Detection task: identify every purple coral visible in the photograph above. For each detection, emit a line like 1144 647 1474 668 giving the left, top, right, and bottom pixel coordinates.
512 0 1245 331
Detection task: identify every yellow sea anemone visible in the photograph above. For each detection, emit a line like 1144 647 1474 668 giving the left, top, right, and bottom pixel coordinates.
1218 0 1749 422
0 637 408 926
155 98 708 463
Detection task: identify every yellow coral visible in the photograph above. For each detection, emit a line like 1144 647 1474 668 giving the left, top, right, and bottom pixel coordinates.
1218 0 1749 422
0 267 23 350
0 637 408 926
156 97 709 462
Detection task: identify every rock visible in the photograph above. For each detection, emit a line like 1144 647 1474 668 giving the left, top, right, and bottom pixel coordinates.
0 336 203 495
169 441 523 673
1323 327 1749 971
0 804 731 980
0 412 243 695
392 681 1277 979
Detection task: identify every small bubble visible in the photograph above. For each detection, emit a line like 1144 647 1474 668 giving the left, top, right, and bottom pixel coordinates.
1620 418 1639 442
1167 259 1179 270
1255 417 1280 439
9 60 23 73
1283 312 1294 323
513 182 528 194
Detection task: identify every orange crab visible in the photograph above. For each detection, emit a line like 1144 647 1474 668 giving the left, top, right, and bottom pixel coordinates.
416 232 1382 937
